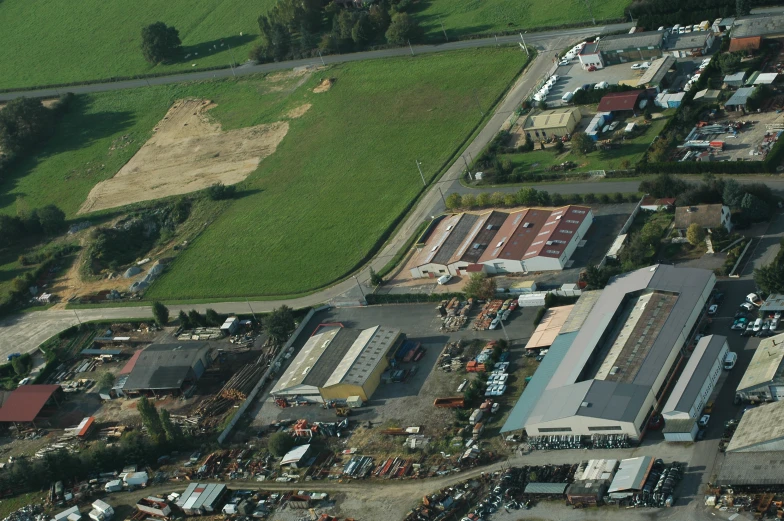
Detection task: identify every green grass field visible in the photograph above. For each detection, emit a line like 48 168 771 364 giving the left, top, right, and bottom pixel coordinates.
414 0 631 40
1 48 525 300
0 0 269 89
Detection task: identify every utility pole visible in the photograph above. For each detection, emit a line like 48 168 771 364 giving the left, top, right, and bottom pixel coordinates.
353 275 366 304
317 49 326 66
246 298 257 321
73 310 82 326
227 42 237 68
495 34 499 46
408 40 414 56
519 33 529 56
416 160 426 186
584 0 596 25
473 90 485 116
437 186 447 207
438 15 448 41
463 155 472 180
498 316 510 343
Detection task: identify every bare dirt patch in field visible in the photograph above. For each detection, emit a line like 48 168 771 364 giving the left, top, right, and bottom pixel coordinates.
78 98 289 214
313 77 335 93
286 103 312 119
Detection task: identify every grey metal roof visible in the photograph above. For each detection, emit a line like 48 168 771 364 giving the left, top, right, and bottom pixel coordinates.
663 335 727 414
506 265 714 430
725 87 755 107
122 343 210 391
500 331 577 432
598 31 664 52
736 332 784 393
761 293 784 311
715 451 784 485
432 213 479 265
560 291 601 334
665 32 711 51
524 483 568 495
302 328 361 387
637 56 676 87
608 456 652 493
731 13 784 39
325 326 401 387
727 401 784 452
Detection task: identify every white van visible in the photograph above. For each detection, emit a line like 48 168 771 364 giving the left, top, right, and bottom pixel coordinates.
561 91 574 102
753 318 763 332
724 351 738 370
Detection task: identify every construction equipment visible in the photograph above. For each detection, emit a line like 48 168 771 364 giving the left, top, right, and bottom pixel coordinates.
335 407 350 417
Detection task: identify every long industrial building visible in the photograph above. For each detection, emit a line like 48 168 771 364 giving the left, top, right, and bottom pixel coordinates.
735 332 784 402
501 265 716 439
410 205 593 278
271 325 403 403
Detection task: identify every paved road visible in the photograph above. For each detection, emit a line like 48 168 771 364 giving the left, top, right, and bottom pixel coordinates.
0 25 627 354
0 23 632 101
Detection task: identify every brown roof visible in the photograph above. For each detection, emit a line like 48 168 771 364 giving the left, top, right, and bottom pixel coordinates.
729 36 762 53
674 204 725 230
449 211 509 264
597 91 644 112
0 385 60 423
641 196 675 207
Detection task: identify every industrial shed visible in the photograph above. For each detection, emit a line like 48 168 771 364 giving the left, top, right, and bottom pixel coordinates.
271 325 403 402
597 91 645 114
731 13 784 39
0 384 62 427
715 452 784 487
176 483 227 515
661 335 728 441
735 332 784 402
597 31 665 65
608 457 653 498
501 265 716 439
724 87 756 111
409 206 593 278
726 401 784 452
522 107 582 138
122 343 212 396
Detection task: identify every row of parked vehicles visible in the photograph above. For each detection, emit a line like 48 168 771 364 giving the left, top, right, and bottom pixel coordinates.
489 298 517 330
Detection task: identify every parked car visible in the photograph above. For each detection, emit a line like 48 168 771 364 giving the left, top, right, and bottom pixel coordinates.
594 81 609 89
437 274 452 285
741 323 755 336
561 91 574 102
489 317 501 330
708 304 718 315
696 428 706 441
698 414 711 428
631 63 646 70
747 293 762 306
753 318 763 332
740 302 754 312
491 402 500 414
731 318 747 330
724 351 738 370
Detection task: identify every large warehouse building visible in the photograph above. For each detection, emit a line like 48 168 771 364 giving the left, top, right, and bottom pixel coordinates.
409 206 593 279
735 332 784 402
122 342 212 396
271 325 403 402
501 265 715 439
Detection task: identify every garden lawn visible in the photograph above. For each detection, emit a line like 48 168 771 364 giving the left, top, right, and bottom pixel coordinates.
414 0 631 40
147 48 525 298
499 113 670 178
0 0 269 90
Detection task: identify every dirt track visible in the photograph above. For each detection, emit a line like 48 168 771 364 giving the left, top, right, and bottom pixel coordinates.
78 99 288 214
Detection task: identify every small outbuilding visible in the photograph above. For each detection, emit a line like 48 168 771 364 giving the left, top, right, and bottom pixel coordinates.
597 91 645 114
0 384 62 428
673 204 732 234
281 444 312 468
522 107 582 139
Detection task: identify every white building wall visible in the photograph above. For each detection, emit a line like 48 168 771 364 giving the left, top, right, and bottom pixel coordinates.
527 414 639 438
662 340 728 421
483 259 525 274
519 256 563 272
720 205 733 232
410 261 450 279
579 53 604 69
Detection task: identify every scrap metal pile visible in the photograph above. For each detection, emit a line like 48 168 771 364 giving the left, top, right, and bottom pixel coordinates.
628 460 683 508
372 457 413 479
2 505 45 521
472 300 503 330
343 455 374 478
437 298 473 332
291 418 349 439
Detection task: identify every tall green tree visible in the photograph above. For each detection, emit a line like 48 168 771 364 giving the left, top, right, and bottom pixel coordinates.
570 132 595 155
140 22 182 64
0 97 54 158
385 13 422 45
37 205 66 235
741 192 770 222
159 408 183 443
463 273 496 300
686 223 706 246
722 179 744 208
152 301 169 326
265 305 296 343
178 310 191 329
268 432 295 457
736 0 751 16
137 397 165 445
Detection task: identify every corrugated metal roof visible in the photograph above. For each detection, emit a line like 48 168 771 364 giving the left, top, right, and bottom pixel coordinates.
731 13 784 38
525 305 574 350
501 331 577 432
725 87 755 106
727 401 784 452
176 484 198 507
608 457 652 493
737 332 784 393
523 482 568 494
716 451 784 485
0 385 60 423
598 31 664 52
663 335 727 414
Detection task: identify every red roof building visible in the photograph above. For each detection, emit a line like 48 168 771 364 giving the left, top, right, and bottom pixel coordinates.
0 385 62 425
729 36 762 53
597 90 644 113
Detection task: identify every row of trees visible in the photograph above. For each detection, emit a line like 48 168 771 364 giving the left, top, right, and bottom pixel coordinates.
0 205 67 249
755 238 784 294
445 187 638 211
251 0 421 63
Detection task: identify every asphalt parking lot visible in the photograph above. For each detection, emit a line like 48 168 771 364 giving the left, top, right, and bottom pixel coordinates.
544 61 637 107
